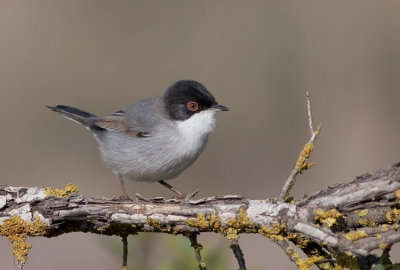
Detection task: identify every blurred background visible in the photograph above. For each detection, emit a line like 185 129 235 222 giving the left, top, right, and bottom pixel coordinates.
1 1 400 269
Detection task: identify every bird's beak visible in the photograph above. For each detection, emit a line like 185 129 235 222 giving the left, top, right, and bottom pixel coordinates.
210 104 229 111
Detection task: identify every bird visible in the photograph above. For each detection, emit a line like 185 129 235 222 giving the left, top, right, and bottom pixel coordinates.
47 80 228 199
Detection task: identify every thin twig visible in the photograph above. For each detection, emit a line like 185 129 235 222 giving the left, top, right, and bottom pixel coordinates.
277 239 331 270
230 239 247 270
306 91 314 134
279 168 299 201
276 240 297 265
188 234 207 270
122 236 128 270
278 92 321 201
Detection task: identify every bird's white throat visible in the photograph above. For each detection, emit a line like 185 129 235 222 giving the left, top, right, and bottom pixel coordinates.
176 109 217 139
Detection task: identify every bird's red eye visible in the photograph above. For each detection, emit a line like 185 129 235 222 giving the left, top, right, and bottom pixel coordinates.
187 101 199 112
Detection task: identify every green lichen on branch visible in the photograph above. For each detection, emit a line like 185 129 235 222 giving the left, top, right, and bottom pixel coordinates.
0 214 48 265
45 183 79 198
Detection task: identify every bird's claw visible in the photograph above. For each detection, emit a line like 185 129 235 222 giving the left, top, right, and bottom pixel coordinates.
183 190 199 202
135 190 199 203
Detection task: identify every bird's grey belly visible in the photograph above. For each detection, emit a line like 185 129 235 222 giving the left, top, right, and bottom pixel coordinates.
94 132 208 182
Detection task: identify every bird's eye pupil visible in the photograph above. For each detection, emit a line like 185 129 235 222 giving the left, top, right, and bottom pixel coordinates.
187 101 199 112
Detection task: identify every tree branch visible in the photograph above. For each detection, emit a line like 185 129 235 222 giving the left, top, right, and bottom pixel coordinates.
278 91 321 201
1 162 400 268
230 239 247 270
188 234 207 270
122 236 128 270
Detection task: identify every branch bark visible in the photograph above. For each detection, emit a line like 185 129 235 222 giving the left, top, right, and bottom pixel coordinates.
1 162 400 268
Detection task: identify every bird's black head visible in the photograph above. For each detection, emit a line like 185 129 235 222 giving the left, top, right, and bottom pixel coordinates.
163 80 228 121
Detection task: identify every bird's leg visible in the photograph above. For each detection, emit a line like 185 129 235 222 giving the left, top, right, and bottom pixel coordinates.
158 180 199 201
158 180 186 199
134 181 198 202
119 176 131 200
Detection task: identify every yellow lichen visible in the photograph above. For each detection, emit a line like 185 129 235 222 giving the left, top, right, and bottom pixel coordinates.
45 183 79 198
295 143 315 172
225 227 239 240
258 222 287 242
186 213 221 231
187 209 255 241
286 241 332 270
379 243 389 250
358 219 368 226
357 209 376 227
296 255 326 270
223 208 255 240
344 230 368 241
307 162 316 168
315 209 342 227
0 214 48 265
386 208 400 223
228 208 254 230
376 233 381 239
396 190 400 200
147 217 169 233
381 224 390 233
291 233 312 249
358 209 368 217
369 219 377 227
288 249 325 270
209 213 221 230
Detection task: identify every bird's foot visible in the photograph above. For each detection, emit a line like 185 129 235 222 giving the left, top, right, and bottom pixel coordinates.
114 194 133 201
181 190 199 202
135 190 199 203
135 193 166 203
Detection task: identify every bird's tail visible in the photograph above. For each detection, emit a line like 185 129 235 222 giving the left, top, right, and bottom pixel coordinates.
47 105 100 126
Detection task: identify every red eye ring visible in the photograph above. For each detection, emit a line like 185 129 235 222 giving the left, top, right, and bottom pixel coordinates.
187 101 199 112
